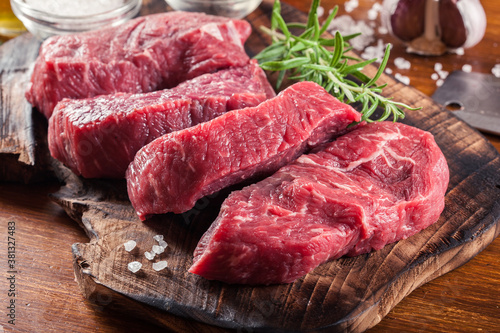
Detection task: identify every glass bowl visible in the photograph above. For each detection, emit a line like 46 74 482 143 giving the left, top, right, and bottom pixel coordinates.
10 0 142 40
165 0 262 19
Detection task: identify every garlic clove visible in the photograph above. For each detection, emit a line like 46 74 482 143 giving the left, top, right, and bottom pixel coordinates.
382 0 487 55
383 0 426 41
439 0 467 48
407 0 447 56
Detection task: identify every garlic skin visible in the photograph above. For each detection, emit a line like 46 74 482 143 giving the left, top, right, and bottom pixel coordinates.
456 0 487 49
382 0 487 55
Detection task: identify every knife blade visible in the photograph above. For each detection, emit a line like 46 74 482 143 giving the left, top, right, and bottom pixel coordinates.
432 70 500 136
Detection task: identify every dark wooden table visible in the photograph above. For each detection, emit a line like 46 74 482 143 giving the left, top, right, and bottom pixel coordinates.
1 1 499 332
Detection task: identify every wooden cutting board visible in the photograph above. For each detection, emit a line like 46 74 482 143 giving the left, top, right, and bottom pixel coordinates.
1 2 500 332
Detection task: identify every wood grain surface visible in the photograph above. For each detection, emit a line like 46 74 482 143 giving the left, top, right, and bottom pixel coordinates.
0 34 54 183
1 0 499 332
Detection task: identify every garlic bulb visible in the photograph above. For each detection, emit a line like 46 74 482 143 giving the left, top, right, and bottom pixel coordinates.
381 0 487 55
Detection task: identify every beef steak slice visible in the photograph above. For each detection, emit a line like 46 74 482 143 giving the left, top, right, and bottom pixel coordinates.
48 61 274 179
189 121 450 285
26 12 252 118
126 81 361 219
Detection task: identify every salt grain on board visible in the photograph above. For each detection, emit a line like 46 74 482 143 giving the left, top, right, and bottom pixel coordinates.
123 240 136 252
394 57 411 70
128 261 142 273
152 245 165 255
367 3 382 20
492 64 500 78
327 15 374 51
317 5 324 17
462 64 472 73
145 251 155 260
395 73 410 85
361 39 387 62
152 261 168 272
344 0 359 13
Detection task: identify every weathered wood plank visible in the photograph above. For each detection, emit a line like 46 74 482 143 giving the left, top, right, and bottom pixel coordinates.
0 34 55 182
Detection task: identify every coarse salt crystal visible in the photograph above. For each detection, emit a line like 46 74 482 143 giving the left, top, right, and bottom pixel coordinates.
434 63 443 72
317 6 324 17
394 57 411 70
431 73 439 80
345 0 359 13
437 70 449 79
158 240 168 248
127 261 142 273
395 73 410 85
153 234 164 242
367 9 378 20
454 47 465 55
492 64 500 78
378 26 388 35
152 261 168 272
123 240 136 252
462 64 472 73
152 245 165 255
361 39 387 63
327 15 374 51
145 251 155 260
367 3 383 21
436 79 444 87
385 67 393 74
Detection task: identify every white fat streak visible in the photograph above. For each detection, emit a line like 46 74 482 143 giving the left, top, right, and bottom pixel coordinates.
384 146 416 167
296 156 356 193
226 20 243 48
201 23 224 41
340 131 403 172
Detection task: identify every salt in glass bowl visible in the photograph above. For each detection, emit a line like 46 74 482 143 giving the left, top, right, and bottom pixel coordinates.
10 0 142 40
165 0 262 19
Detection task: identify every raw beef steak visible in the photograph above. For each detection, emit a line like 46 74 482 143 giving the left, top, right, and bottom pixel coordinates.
126 81 361 219
189 122 449 285
26 12 252 118
49 61 274 179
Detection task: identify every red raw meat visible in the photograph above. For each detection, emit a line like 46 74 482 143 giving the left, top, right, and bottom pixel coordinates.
126 81 361 219
189 122 449 285
49 61 274 179
26 12 252 118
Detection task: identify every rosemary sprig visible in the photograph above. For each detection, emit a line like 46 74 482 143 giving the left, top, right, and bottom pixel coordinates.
254 0 421 123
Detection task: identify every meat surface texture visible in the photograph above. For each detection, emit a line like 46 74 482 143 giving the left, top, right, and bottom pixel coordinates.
49 61 275 179
126 81 361 219
189 122 449 285
26 12 252 118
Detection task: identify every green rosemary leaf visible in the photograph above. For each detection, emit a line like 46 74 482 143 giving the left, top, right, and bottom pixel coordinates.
255 0 419 123
342 32 362 42
260 57 310 71
271 1 280 33
319 5 338 36
365 44 391 87
329 31 344 67
306 0 320 29
342 58 376 75
253 43 287 61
